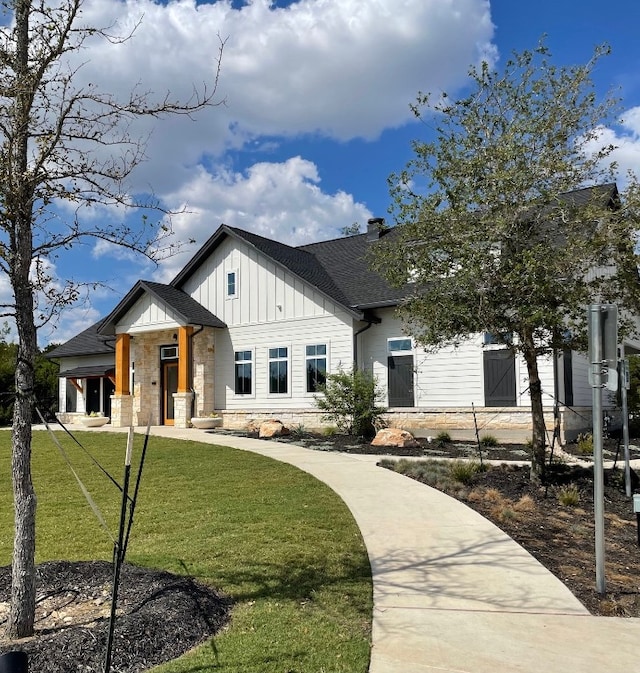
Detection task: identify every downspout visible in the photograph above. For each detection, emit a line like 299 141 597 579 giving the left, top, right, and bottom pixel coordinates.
353 321 374 369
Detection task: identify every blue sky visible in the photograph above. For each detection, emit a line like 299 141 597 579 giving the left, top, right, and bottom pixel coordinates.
15 0 640 346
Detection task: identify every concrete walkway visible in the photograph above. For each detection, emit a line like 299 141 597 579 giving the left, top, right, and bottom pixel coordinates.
59 426 640 672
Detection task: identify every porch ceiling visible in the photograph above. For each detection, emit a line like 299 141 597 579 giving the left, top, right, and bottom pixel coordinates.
59 365 115 378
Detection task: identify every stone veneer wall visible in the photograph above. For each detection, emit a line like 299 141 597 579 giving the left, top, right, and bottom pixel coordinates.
216 406 600 443
131 329 176 426
191 328 216 418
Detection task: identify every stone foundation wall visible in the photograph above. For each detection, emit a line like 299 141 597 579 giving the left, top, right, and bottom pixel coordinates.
216 406 601 443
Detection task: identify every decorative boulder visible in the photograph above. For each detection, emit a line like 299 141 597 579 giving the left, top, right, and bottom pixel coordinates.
371 427 419 448
259 420 290 438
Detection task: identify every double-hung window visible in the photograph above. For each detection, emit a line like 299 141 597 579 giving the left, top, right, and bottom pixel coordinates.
306 344 327 392
234 350 252 394
268 347 288 394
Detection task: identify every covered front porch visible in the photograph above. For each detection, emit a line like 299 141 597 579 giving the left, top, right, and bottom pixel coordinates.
110 325 218 429
92 279 225 429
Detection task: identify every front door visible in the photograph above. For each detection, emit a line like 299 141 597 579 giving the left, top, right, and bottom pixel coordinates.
86 378 101 414
163 361 178 426
388 355 415 407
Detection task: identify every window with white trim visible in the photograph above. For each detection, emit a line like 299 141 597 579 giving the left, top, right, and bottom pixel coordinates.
268 347 289 394
234 350 252 394
226 270 238 298
306 344 327 392
387 337 412 354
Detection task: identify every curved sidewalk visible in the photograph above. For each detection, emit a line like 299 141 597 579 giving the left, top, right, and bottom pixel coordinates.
123 427 640 671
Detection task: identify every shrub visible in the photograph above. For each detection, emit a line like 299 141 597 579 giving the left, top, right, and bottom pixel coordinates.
513 495 536 513
314 366 386 437
289 424 307 439
322 425 338 436
557 484 580 506
435 430 451 445
576 433 593 456
480 434 499 447
449 460 482 485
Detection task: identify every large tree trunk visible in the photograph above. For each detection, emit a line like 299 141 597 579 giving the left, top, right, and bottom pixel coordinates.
8 219 38 638
522 332 547 483
7 0 38 639
8 316 37 638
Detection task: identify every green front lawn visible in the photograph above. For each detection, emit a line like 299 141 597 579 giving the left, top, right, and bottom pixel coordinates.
0 430 372 672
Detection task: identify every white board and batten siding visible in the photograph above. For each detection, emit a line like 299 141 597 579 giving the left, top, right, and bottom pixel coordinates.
180 236 356 410
181 237 337 326
115 294 182 333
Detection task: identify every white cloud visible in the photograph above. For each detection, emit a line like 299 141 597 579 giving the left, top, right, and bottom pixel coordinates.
584 108 640 189
69 0 495 192
155 156 372 281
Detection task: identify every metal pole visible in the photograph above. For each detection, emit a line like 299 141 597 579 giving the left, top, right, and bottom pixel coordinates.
104 427 134 673
589 305 606 595
621 360 632 498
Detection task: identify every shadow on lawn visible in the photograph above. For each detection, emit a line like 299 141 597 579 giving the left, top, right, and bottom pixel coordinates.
206 553 372 610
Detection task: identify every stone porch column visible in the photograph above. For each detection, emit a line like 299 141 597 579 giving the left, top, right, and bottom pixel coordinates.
110 394 133 427
172 392 194 429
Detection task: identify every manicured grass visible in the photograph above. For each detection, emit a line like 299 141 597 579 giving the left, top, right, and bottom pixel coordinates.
0 430 372 672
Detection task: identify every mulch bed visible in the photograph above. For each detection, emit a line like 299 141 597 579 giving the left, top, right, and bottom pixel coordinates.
0 561 231 673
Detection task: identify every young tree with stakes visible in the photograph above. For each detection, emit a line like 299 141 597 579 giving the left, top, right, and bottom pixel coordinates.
371 43 640 482
1 0 223 639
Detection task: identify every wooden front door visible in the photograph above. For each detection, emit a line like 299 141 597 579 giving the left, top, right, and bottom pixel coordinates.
163 361 178 426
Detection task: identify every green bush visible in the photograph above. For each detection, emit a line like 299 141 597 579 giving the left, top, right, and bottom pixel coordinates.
435 430 451 445
576 433 593 456
480 434 499 447
449 460 484 484
289 423 307 439
557 484 580 506
314 366 386 437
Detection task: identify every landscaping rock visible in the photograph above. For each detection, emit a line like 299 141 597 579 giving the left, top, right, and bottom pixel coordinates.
371 427 419 448
259 420 290 438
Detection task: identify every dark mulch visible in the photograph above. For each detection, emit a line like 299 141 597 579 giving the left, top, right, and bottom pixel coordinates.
0 561 231 673
451 462 640 617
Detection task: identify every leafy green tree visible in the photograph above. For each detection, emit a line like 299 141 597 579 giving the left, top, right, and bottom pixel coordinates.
314 366 386 437
0 330 17 425
340 222 361 236
0 338 59 425
371 43 640 482
626 355 640 422
1 0 223 638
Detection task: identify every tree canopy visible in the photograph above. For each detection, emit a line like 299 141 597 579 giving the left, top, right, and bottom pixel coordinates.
371 42 640 480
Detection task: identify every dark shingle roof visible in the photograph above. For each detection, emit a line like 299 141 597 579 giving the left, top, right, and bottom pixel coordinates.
298 227 407 309
98 280 226 336
172 224 404 315
47 321 114 359
228 227 355 307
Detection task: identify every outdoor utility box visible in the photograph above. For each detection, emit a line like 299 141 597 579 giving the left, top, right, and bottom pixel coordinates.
634 494 640 514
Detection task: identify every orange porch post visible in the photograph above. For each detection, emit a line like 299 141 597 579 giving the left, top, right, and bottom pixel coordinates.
115 333 131 396
178 326 193 393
